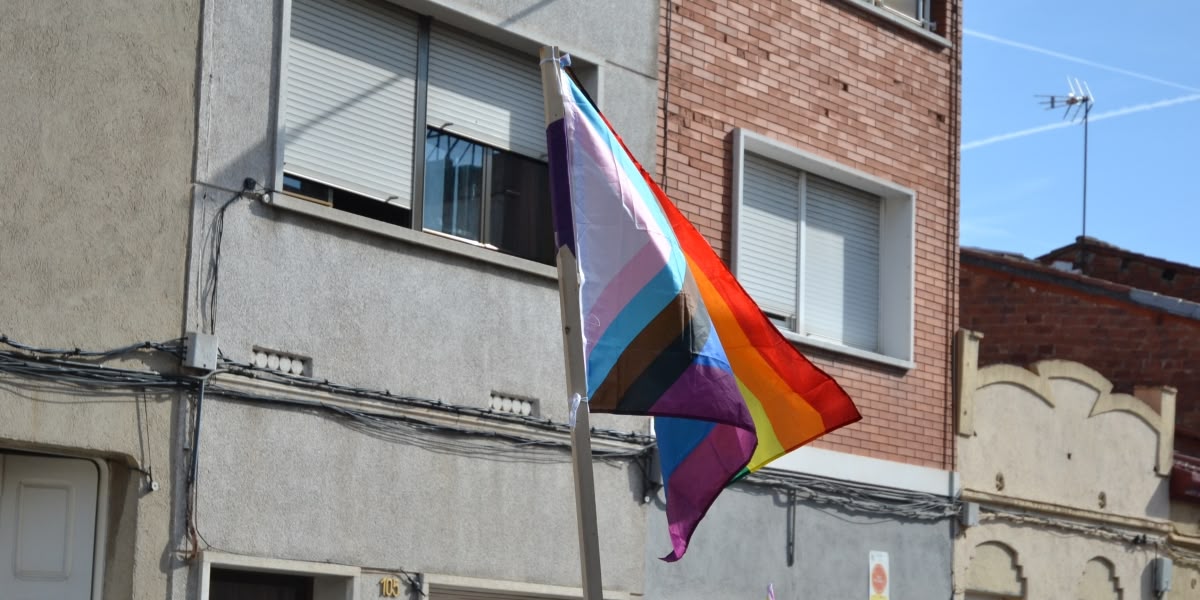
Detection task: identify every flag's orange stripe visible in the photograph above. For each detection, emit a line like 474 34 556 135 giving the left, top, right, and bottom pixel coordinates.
685 254 828 457
658 186 860 429
592 107 861 460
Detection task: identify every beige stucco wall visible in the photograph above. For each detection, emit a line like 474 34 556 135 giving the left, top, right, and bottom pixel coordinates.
955 526 1153 599
954 332 1175 598
0 1 200 599
962 367 1170 519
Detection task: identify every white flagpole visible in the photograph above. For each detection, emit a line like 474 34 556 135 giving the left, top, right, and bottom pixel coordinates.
539 46 604 600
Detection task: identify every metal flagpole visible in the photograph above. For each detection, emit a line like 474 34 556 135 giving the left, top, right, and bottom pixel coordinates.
538 45 604 600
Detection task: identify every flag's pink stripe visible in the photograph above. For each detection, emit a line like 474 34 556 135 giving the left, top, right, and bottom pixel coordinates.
650 363 750 429
583 239 670 355
563 94 672 324
662 423 756 562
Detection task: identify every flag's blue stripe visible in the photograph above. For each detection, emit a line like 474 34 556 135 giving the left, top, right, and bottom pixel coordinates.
655 416 717 491
566 77 676 241
586 258 686 397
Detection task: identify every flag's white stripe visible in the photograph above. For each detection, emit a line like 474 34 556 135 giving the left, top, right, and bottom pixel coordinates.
560 77 677 332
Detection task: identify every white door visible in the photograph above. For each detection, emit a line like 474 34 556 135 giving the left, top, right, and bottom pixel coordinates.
0 453 100 600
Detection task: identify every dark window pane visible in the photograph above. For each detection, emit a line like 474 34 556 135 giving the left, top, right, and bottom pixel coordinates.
209 568 313 600
489 149 553 265
282 174 331 202
423 129 484 241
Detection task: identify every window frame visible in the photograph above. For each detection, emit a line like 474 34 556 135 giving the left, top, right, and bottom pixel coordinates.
198 551 360 600
836 0 951 47
731 128 915 369
272 0 601 268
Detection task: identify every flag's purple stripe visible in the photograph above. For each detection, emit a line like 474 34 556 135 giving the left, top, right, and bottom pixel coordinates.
545 118 575 254
584 240 672 356
648 363 749 431
661 423 757 562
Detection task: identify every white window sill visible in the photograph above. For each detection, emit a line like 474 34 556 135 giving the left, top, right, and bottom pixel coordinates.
836 0 952 48
265 192 558 281
780 328 915 370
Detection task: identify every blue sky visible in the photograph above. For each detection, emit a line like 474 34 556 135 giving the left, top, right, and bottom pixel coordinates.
961 1 1200 266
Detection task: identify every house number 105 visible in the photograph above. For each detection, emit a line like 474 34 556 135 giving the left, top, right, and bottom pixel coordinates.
379 576 402 597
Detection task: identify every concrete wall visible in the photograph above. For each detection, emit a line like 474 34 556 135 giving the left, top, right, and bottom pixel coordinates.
181 0 660 596
654 0 963 469
187 0 658 427
643 482 953 599
192 397 647 591
0 1 200 599
0 0 198 347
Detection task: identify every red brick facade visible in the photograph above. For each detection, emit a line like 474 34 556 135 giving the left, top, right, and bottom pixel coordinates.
656 0 963 469
1039 237 1200 304
961 248 1200 432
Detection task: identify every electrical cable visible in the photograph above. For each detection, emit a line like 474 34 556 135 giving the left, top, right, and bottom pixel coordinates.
746 471 960 522
3 335 975 531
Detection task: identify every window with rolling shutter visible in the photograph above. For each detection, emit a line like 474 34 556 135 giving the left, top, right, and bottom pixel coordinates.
803 174 880 351
279 0 558 265
285 0 419 206
426 24 547 161
733 129 914 366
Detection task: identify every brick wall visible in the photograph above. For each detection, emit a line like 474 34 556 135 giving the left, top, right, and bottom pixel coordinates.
655 0 962 469
1040 241 1200 303
961 259 1200 431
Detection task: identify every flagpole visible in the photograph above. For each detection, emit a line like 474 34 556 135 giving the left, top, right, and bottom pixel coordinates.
539 45 604 600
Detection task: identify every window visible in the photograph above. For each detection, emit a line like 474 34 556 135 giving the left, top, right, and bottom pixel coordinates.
280 0 556 265
210 568 313 600
732 129 914 366
199 553 358 600
873 0 932 27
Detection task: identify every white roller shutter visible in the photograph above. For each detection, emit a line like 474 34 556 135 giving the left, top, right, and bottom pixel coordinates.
803 174 881 351
738 154 800 321
285 0 419 206
426 24 546 160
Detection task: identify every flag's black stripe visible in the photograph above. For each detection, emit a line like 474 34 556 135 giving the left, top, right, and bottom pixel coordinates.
590 272 712 414
613 300 712 415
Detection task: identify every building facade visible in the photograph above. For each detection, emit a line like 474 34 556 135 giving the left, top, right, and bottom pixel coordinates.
1 1 963 599
644 0 963 598
954 332 1176 599
0 1 200 598
961 243 1200 597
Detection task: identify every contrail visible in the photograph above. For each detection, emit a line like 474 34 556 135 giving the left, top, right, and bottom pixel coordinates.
961 93 1200 151
965 29 1200 93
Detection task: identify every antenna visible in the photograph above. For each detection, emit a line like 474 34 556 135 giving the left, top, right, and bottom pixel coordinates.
1035 78 1095 270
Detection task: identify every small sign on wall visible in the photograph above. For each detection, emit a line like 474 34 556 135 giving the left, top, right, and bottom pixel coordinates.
869 551 890 600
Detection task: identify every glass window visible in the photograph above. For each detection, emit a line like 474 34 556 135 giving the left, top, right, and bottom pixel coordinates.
423 129 485 242
423 129 553 265
489 149 553 265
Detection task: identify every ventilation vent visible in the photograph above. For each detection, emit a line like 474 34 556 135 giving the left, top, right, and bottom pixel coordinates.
251 347 310 376
489 391 538 417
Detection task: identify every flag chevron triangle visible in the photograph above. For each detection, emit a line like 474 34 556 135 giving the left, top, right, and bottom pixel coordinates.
544 63 861 562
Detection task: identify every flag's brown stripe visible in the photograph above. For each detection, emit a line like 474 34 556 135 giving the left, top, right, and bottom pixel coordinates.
590 274 711 413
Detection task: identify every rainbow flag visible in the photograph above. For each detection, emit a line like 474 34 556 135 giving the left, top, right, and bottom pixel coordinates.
544 63 861 561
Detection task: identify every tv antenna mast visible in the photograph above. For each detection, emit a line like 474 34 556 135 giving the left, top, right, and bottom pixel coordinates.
1036 78 1095 266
